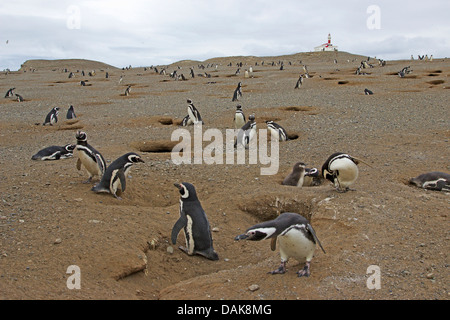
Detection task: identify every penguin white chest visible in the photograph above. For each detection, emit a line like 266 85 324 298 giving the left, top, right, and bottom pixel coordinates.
77 147 101 176
278 227 315 263
330 158 358 188
234 114 245 129
185 215 195 255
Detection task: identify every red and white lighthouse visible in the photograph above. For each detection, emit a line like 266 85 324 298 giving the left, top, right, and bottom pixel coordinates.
314 33 338 52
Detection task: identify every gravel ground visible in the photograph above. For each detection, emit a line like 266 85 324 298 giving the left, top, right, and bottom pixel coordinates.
0 51 448 300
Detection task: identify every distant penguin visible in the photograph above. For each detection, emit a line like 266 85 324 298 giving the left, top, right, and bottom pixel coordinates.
66 105 76 119
266 120 289 141
294 75 303 89
235 114 256 149
124 85 131 96
409 172 450 192
75 130 106 183
43 107 60 126
282 162 307 187
4 87 15 98
171 182 219 260
233 105 246 129
232 82 242 101
187 99 204 125
91 152 144 199
235 212 325 277
364 88 373 95
180 114 193 126
322 152 371 192
15 94 24 102
31 144 75 161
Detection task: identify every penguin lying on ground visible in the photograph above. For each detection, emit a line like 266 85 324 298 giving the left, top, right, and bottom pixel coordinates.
235 212 325 277
31 144 75 161
171 182 219 261
91 152 144 199
409 172 450 192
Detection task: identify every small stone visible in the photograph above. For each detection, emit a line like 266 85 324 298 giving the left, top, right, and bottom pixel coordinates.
426 273 434 279
167 246 174 254
248 284 259 292
212 227 220 232
54 238 62 244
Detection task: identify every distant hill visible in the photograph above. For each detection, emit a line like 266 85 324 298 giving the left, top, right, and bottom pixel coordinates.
20 59 119 71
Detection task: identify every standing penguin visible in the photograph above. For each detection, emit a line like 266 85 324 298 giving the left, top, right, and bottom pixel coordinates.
4 87 15 98
233 105 246 129
321 152 370 192
235 212 325 277
91 152 144 199
75 130 106 183
364 88 373 95
294 74 303 89
171 182 219 261
266 120 289 141
43 107 60 126
187 99 204 125
66 105 76 119
232 82 242 101
235 114 256 149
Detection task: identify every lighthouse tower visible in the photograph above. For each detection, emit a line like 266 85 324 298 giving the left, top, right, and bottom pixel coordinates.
314 33 338 52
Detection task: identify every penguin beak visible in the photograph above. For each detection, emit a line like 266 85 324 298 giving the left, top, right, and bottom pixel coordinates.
234 233 249 241
174 183 182 190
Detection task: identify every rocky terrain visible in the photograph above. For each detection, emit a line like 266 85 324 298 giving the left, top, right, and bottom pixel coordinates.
0 51 448 300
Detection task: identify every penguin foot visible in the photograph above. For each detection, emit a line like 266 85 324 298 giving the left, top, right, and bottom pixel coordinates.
269 262 286 275
82 178 92 184
297 262 311 277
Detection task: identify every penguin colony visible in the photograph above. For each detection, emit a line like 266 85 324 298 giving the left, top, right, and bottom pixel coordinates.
24 55 448 283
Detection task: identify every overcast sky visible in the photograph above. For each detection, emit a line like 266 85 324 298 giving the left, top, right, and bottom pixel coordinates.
1 0 449 70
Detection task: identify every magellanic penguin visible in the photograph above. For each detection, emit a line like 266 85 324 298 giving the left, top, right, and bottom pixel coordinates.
232 82 242 102
233 105 246 129
321 152 371 192
364 88 373 95
31 144 75 161
294 74 303 89
15 94 24 102
66 105 76 119
171 182 219 261
266 120 289 141
235 212 325 277
303 167 324 187
91 152 144 199
75 130 106 183
409 172 450 192
43 107 60 126
235 114 256 149
4 87 15 98
187 99 204 125
282 162 307 187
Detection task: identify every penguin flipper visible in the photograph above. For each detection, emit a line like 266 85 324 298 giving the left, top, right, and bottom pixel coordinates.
270 236 277 251
171 216 187 245
307 224 326 254
76 158 81 170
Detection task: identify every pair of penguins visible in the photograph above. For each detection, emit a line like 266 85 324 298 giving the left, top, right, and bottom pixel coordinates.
42 105 76 126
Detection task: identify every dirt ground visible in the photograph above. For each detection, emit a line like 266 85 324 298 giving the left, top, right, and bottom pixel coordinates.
0 51 448 300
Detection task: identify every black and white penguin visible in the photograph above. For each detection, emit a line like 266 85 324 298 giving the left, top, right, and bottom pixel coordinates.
232 82 242 101
66 105 76 119
364 88 373 95
321 152 370 192
303 167 324 187
15 94 24 102
171 182 219 261
266 120 289 141
233 105 246 129
4 87 15 98
282 162 307 187
75 130 106 183
180 114 193 126
409 172 450 192
187 99 204 125
235 212 325 277
91 152 144 199
43 107 60 126
235 114 256 149
294 75 303 89
124 85 131 96
31 144 75 161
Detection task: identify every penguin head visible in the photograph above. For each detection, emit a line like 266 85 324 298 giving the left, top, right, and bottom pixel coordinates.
236 105 242 110
305 167 318 177
125 152 144 164
64 144 76 152
248 114 255 122
174 182 198 201
293 162 306 172
75 130 87 142
234 227 276 241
